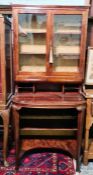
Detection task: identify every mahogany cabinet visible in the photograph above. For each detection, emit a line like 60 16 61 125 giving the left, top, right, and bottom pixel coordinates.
0 14 13 166
12 5 89 83
12 5 89 172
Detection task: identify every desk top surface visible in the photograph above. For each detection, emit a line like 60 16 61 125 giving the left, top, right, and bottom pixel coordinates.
12 92 85 108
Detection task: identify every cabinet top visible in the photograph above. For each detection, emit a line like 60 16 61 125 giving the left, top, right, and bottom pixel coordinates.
12 4 89 9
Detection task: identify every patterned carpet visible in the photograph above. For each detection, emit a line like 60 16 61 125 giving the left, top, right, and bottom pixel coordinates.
0 148 75 175
0 139 93 175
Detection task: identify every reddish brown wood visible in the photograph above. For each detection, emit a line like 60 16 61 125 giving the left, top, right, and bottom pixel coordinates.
77 109 85 170
12 5 89 172
12 92 85 108
21 139 77 157
12 5 89 83
0 109 10 167
0 15 13 109
0 15 13 166
83 97 93 165
12 91 85 171
12 105 20 169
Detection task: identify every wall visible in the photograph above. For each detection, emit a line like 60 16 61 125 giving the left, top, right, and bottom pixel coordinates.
0 0 89 6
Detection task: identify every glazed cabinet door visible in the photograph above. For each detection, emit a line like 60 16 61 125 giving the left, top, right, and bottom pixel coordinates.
50 10 88 82
13 9 48 80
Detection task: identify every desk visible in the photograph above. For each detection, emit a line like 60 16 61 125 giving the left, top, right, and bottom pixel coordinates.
83 90 93 165
0 109 10 166
12 92 85 171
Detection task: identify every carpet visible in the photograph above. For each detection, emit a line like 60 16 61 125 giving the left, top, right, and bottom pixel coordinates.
0 145 76 175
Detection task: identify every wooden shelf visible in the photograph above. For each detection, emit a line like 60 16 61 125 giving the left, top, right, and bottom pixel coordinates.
55 29 81 34
20 45 46 54
20 128 77 136
21 66 45 72
20 28 46 34
21 115 74 119
55 46 80 55
20 28 81 34
55 55 79 60
55 66 79 72
20 44 80 55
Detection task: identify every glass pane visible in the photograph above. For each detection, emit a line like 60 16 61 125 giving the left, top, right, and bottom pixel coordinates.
52 15 82 72
18 14 46 72
5 23 12 100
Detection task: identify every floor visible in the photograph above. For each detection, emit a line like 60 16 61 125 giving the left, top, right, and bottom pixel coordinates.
80 162 93 175
72 159 93 175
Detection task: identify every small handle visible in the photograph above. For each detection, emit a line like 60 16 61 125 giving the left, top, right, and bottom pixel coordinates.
49 46 53 63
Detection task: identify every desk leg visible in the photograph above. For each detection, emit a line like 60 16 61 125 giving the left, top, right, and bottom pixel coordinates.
76 107 85 172
83 98 93 165
83 127 90 165
12 105 20 170
0 109 10 167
